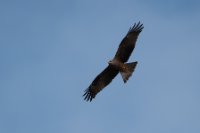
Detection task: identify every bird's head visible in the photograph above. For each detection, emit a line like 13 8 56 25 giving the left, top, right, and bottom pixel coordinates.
108 60 114 65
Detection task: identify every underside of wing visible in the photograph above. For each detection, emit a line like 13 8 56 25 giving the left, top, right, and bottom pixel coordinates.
83 65 119 102
114 22 144 62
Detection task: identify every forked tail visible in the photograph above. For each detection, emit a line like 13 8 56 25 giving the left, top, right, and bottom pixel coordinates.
120 61 137 83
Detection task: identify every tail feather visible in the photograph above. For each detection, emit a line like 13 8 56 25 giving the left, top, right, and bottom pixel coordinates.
120 62 137 83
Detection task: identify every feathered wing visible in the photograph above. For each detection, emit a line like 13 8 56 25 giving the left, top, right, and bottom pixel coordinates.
83 65 119 102
114 22 144 62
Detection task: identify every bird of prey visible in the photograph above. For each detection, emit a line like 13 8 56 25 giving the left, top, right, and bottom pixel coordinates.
83 22 144 102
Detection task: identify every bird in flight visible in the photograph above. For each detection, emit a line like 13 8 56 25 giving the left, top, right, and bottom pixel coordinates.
83 22 144 102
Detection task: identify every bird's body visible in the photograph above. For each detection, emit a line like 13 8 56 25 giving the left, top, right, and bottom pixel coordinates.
108 59 125 71
83 22 144 102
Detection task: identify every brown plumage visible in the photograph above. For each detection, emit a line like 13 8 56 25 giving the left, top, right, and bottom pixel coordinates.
83 22 144 102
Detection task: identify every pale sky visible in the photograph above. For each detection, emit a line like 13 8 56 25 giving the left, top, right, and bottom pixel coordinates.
1 0 200 133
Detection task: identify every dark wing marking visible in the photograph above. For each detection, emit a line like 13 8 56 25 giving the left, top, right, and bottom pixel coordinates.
83 65 119 102
114 22 144 62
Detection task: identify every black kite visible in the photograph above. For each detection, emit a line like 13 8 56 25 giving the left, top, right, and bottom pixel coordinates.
83 22 144 102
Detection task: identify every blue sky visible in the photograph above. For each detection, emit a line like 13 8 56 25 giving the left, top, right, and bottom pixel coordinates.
0 0 200 133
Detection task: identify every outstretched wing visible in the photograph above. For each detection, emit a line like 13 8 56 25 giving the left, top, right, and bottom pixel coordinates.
83 65 119 102
114 22 144 63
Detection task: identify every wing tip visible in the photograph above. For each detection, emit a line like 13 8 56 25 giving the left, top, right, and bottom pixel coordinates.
128 21 144 33
83 87 95 102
